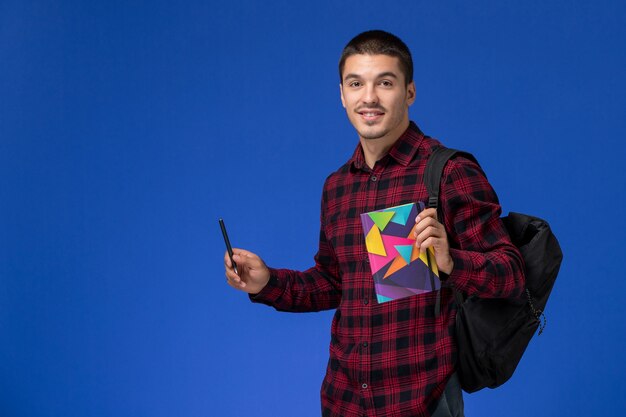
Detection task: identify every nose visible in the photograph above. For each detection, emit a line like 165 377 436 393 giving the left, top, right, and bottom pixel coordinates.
362 84 378 105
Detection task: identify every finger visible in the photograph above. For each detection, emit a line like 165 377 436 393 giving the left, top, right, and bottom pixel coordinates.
224 251 242 276
224 251 233 268
415 208 437 222
232 251 264 270
225 268 242 285
416 225 444 245
232 248 256 258
419 237 444 256
419 236 438 249
413 216 438 238
224 253 238 277
227 248 255 266
226 276 246 290
415 227 437 250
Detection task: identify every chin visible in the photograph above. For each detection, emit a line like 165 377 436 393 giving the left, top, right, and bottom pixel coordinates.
359 127 388 140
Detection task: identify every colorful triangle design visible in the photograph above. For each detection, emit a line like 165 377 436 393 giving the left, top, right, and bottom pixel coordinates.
410 244 421 262
414 247 439 277
385 203 413 226
365 226 386 257
383 255 408 279
381 235 415 252
368 211 395 231
406 223 417 239
371 257 395 278
428 248 439 277
395 245 413 265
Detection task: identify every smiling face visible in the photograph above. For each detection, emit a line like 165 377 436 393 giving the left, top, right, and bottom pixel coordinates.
340 54 416 144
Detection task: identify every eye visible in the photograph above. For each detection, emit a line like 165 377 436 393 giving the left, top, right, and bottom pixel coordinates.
348 81 362 88
379 80 393 87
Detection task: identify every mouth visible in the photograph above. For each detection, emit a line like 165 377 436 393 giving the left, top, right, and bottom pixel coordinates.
357 108 385 123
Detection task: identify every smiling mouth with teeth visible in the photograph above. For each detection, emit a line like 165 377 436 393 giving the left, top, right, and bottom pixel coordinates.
358 107 385 115
358 110 385 123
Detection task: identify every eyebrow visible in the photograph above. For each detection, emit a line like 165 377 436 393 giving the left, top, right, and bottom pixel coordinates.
343 72 399 82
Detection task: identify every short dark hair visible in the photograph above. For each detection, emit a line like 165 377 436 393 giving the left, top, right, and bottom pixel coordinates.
339 30 413 85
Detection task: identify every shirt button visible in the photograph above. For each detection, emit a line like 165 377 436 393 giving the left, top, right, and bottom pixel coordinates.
370 175 378 182
362 342 368 347
363 298 369 305
362 383 368 389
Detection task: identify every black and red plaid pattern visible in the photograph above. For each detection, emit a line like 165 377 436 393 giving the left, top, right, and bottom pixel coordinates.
251 122 525 416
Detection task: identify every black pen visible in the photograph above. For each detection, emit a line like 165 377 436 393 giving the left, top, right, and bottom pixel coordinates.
219 218 238 275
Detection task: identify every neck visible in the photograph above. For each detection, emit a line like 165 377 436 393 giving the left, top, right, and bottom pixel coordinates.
360 138 394 169
360 119 410 169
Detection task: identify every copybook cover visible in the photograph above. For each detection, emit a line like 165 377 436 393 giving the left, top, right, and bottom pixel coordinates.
360 202 440 304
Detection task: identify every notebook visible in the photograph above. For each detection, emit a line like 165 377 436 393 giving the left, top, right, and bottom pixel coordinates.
360 202 440 304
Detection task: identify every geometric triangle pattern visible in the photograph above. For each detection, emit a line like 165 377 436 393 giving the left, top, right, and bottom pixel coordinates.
381 235 414 259
360 201 441 304
383 254 408 279
384 202 413 226
368 211 395 231
365 225 386 257
395 245 413 265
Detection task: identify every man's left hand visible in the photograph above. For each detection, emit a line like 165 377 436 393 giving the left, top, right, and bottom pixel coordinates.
413 208 454 275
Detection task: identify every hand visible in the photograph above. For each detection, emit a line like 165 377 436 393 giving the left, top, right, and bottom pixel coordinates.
413 208 454 275
224 248 271 294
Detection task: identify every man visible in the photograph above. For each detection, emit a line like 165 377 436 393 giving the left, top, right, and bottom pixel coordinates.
224 30 525 417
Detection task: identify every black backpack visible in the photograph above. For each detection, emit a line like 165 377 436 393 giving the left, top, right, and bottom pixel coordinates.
425 146 563 393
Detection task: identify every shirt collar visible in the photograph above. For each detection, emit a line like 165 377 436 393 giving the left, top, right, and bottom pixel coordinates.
349 121 425 171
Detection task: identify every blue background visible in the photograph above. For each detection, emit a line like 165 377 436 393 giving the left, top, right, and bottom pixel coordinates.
2 1 625 416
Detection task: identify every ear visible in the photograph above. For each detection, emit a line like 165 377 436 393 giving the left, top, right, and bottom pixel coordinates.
406 81 416 106
339 83 346 108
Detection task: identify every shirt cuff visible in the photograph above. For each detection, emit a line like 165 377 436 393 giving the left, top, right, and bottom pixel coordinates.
248 267 286 304
445 248 474 290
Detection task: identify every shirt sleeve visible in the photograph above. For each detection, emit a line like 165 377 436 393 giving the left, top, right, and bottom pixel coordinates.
440 156 525 298
248 182 342 312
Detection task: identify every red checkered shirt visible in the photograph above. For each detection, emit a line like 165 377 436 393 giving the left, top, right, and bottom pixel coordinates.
251 122 525 416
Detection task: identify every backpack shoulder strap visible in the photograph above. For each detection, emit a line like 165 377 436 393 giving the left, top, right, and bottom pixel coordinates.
424 146 480 210
423 146 480 314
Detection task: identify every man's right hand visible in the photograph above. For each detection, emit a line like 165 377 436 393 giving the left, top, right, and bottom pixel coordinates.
224 249 271 295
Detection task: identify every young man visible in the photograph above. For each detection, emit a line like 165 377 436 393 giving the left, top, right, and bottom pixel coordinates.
224 30 525 417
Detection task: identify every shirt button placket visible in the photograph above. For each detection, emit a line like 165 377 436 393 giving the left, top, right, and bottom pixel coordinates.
362 169 379 411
